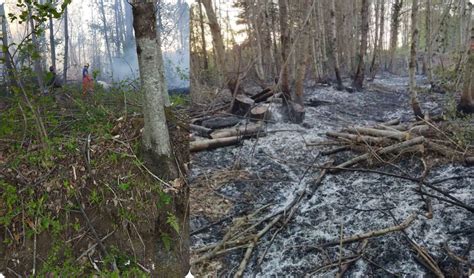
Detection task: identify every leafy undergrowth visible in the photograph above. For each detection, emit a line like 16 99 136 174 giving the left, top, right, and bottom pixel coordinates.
0 85 188 277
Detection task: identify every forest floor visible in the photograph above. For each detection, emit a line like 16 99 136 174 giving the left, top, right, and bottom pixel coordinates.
189 74 473 277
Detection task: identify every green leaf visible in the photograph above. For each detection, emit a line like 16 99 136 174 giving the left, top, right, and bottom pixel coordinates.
166 212 180 233
161 233 172 251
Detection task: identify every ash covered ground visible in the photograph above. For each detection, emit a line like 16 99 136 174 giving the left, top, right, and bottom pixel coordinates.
189 75 473 277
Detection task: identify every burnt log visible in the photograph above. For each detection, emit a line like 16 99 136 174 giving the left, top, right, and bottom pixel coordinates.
201 116 241 129
231 94 254 116
210 123 263 139
189 124 212 138
251 88 274 103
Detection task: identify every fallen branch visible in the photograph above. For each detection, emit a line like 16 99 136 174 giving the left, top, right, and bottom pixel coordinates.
317 213 417 248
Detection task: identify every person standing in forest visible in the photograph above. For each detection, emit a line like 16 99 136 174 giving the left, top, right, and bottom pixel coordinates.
82 63 94 95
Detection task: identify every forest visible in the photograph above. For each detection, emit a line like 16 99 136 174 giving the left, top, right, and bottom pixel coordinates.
188 0 473 276
0 0 473 277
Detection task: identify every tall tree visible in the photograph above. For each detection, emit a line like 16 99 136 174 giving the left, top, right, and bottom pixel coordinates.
369 0 384 79
352 0 370 91
197 0 208 70
458 27 474 114
131 0 189 276
409 0 424 118
201 0 226 84
48 0 56 71
63 5 68 83
425 0 433 84
389 0 403 72
98 0 114 80
28 2 45 92
330 0 343 90
1 4 14 88
278 0 290 99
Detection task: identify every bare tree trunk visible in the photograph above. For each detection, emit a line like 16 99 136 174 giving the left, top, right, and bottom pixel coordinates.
409 0 424 118
278 0 290 99
353 0 370 91
1 4 14 88
99 0 114 80
63 6 68 83
369 0 384 79
201 0 226 84
425 0 433 84
458 27 474 114
389 0 403 72
131 1 189 276
330 0 343 90
48 0 56 71
294 0 310 105
197 0 208 70
28 3 45 92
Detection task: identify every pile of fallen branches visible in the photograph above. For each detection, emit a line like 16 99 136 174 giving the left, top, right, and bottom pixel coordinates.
312 118 474 169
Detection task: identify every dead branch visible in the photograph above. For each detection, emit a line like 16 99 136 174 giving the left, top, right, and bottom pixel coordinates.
317 213 417 248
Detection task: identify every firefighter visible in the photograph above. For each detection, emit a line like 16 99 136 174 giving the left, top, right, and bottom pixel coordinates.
82 63 94 95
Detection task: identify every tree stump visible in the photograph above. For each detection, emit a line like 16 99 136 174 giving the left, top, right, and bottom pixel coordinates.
231 94 254 116
250 104 270 121
288 102 305 124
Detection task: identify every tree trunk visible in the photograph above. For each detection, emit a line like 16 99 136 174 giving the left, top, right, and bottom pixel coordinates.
48 0 56 71
425 0 433 84
409 0 424 118
389 0 403 72
131 1 189 276
28 3 45 92
330 0 343 89
458 27 474 114
63 5 68 83
294 0 311 105
0 4 14 88
369 0 384 79
201 0 226 83
99 0 114 80
197 0 208 70
278 0 291 99
352 0 370 91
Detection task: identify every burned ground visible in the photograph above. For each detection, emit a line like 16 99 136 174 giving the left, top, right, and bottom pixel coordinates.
190 75 473 277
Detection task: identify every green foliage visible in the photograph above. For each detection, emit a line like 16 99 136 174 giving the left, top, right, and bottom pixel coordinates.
161 232 172 251
166 212 180 233
0 181 20 227
39 241 86 277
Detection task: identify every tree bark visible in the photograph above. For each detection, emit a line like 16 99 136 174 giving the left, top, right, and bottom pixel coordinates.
352 0 370 91
369 0 384 79
330 0 343 89
458 27 474 114
132 1 189 276
48 0 56 71
294 0 311 104
28 3 45 93
389 0 403 72
197 0 208 70
409 0 424 119
278 0 291 99
425 0 433 84
99 0 114 80
0 4 14 88
63 5 68 83
201 0 226 83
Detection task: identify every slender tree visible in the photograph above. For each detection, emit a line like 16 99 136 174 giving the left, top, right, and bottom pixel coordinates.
409 0 424 118
131 0 189 276
278 0 290 99
389 0 403 72
458 27 474 114
63 5 68 83
353 0 370 90
201 0 226 84
330 0 343 90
